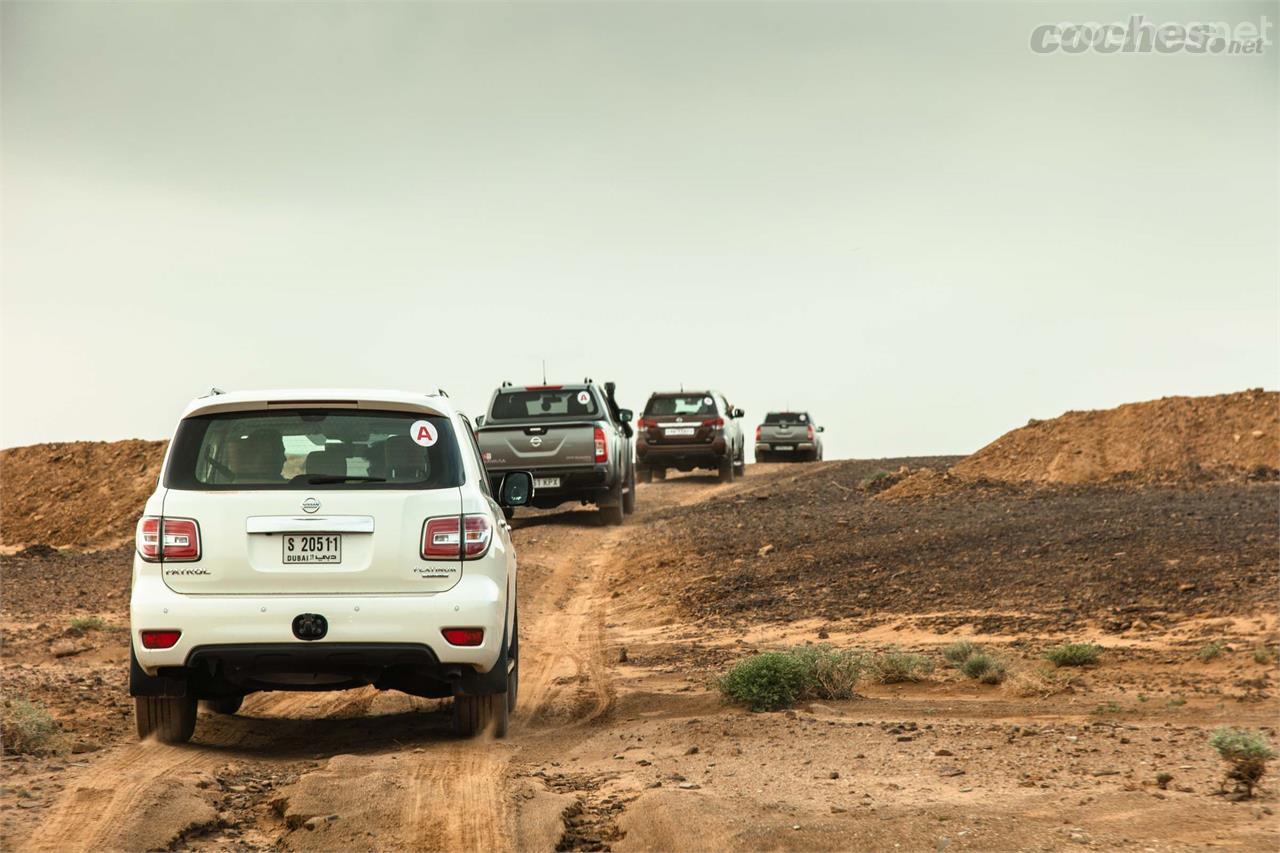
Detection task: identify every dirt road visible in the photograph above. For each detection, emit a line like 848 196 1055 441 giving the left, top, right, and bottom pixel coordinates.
4 461 1278 851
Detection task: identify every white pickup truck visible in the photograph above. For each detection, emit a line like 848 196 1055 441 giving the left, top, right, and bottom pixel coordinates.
129 388 531 742
475 380 636 524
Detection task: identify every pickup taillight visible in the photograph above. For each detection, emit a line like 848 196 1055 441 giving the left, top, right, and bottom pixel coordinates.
806 425 815 440
136 517 201 562
422 515 492 560
594 426 608 462
755 425 762 441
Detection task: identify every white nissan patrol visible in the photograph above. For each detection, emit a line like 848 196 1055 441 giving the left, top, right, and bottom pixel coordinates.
130 389 531 743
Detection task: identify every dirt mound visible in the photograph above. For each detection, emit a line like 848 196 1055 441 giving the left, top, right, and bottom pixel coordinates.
876 467 962 501
952 389 1278 485
1 440 167 549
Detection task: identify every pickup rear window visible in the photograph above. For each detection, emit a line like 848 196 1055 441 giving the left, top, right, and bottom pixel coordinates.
489 389 599 421
645 395 718 417
764 412 809 424
165 409 463 490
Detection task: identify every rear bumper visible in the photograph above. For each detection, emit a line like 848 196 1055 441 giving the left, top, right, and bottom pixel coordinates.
756 442 816 453
487 465 615 504
130 570 507 695
637 437 727 468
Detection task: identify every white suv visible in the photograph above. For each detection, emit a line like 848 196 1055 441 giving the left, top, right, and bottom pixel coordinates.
130 389 531 743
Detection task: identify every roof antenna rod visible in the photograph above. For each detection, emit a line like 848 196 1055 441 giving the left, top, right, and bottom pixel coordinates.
542 359 547 385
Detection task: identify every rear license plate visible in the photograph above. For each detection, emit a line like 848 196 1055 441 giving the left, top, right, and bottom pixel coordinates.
773 445 794 451
534 477 561 489
283 534 342 564
664 427 696 436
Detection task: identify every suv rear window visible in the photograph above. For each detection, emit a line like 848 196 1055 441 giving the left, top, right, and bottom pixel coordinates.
764 412 808 424
488 389 598 421
165 409 462 490
645 395 718 417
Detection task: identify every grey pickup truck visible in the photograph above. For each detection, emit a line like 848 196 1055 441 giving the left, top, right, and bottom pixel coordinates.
475 380 636 524
755 411 825 461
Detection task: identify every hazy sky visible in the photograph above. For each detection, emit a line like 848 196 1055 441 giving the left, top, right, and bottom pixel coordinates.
3 1 1276 459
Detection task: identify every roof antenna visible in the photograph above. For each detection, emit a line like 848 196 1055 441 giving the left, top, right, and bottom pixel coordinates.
680 381 684 392
542 359 547 385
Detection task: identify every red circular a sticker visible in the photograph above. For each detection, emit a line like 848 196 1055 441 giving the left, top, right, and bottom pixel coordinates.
577 391 591 405
410 420 438 447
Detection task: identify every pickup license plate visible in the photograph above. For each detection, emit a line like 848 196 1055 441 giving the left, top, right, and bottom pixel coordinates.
534 477 560 489
283 534 342 564
773 445 794 451
664 427 696 437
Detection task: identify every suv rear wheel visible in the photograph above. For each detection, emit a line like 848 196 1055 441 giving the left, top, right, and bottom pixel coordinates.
718 455 735 483
135 695 198 744
622 467 637 514
653 467 666 480
638 465 653 483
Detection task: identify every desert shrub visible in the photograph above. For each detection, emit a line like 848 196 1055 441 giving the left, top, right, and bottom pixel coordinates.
791 645 864 700
1006 667 1077 698
1 698 60 755
1252 646 1276 665
69 616 107 633
960 654 1007 684
1209 728 1274 797
1091 701 1123 715
1198 641 1225 662
943 640 981 667
869 649 934 684
1167 695 1187 707
1155 772 1173 790
1044 643 1101 667
717 652 813 711
859 470 898 493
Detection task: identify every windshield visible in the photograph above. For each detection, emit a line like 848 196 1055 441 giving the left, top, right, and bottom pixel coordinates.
165 409 462 490
764 412 808 425
488 388 599 421
645 395 718 417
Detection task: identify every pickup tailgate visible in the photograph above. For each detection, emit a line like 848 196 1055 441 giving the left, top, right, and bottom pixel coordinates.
478 423 597 471
759 422 809 445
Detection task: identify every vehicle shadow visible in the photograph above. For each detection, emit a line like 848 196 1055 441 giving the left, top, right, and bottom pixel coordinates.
188 701 459 758
509 508 610 530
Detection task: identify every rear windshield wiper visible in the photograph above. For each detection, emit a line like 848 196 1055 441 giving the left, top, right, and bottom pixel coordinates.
305 475 388 484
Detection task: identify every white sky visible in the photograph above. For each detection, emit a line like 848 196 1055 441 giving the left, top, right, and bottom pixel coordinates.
2 1 1276 459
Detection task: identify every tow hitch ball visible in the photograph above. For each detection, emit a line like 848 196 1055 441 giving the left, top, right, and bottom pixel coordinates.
292 613 328 641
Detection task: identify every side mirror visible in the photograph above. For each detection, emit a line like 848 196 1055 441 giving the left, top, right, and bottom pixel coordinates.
618 408 633 423
817 425 825 433
732 408 744 419
498 471 533 507
475 415 486 428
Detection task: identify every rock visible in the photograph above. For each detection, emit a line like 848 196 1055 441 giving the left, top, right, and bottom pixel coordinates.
938 766 966 778
685 746 699 755
50 638 91 658
16 544 58 558
677 782 701 790
934 749 954 757
829 771 840 779
817 628 830 639
757 544 774 557
618 647 628 663
831 805 847 813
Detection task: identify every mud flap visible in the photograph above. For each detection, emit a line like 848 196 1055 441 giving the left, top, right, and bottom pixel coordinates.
129 645 188 698
454 614 510 697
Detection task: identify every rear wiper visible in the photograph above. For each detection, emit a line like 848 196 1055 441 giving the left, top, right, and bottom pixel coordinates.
306 475 387 484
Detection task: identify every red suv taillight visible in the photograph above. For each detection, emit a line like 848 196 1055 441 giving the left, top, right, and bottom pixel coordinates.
422 515 493 560
441 628 485 646
140 629 181 649
806 424 815 440
594 426 608 463
702 417 724 429
136 517 200 562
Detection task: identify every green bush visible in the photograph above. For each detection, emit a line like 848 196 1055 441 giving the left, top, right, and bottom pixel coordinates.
943 641 981 667
1198 641 1225 662
1 698 60 755
69 616 107 633
717 652 814 711
869 649 934 684
1044 643 1101 667
717 646 865 711
1252 646 1275 665
959 653 1006 684
790 645 865 700
1209 728 1274 797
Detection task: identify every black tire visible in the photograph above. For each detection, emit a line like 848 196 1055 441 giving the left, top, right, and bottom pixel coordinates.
599 502 624 526
758 451 770 463
204 696 243 715
622 467 637 515
135 695 197 744
507 610 520 713
638 465 652 484
718 455 734 483
502 505 516 521
653 467 666 481
453 691 508 738
734 449 745 475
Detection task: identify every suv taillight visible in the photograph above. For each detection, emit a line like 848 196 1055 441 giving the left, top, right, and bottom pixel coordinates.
137 517 201 562
594 426 608 462
422 515 493 560
806 425 815 440
702 417 724 429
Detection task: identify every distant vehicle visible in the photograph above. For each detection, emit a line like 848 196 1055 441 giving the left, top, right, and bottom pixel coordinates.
636 390 745 483
755 411 824 461
130 388 531 743
475 380 635 525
